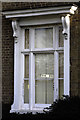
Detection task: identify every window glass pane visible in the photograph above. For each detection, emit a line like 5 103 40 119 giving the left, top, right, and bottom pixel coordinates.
59 26 64 47
35 80 53 104
35 28 53 48
35 54 54 79
59 79 64 99
25 55 29 78
25 29 29 49
35 54 54 104
24 80 29 103
59 53 64 78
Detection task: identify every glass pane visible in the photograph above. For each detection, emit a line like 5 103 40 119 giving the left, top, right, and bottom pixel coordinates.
35 54 54 79
59 79 64 99
35 54 54 104
25 55 29 78
25 29 29 49
59 26 64 47
35 28 53 48
59 53 64 78
24 80 29 103
35 80 53 104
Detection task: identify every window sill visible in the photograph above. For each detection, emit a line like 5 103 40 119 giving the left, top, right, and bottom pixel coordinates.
10 108 45 114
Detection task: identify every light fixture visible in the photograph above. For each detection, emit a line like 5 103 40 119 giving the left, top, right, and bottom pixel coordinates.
70 5 78 14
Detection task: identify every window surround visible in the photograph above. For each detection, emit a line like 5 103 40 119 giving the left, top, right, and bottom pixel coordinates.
3 5 77 113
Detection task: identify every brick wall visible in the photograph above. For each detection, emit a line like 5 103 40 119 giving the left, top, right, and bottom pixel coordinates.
2 15 14 104
2 2 80 104
0 1 2 104
70 8 80 96
2 2 73 11
78 16 80 96
78 7 80 96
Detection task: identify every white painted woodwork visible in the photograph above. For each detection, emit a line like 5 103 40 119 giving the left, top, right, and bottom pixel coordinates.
63 15 70 96
10 24 23 112
54 51 59 101
12 21 18 38
54 27 59 101
3 6 71 18
19 15 61 26
3 5 74 113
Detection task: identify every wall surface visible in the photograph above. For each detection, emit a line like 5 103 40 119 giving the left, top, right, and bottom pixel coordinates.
2 2 80 104
0 1 2 105
2 15 14 104
2 2 73 11
70 8 80 96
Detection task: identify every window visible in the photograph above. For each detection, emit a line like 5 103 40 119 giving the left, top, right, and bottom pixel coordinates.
22 25 64 110
4 6 72 113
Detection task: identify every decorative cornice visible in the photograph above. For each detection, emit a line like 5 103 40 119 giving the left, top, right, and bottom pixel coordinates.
3 6 71 19
3 5 77 41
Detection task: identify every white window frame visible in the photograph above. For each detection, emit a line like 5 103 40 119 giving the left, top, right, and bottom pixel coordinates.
12 17 70 113
3 6 72 113
21 25 64 111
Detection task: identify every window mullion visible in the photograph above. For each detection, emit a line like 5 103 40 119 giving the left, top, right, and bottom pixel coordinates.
29 28 35 110
54 26 59 101
54 51 59 101
29 53 35 110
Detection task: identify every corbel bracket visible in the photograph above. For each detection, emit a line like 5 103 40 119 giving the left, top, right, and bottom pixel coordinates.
61 14 70 40
12 20 18 43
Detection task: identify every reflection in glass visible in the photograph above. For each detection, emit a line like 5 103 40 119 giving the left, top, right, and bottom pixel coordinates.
24 80 29 103
35 80 53 104
25 29 29 49
59 26 64 47
59 79 64 99
35 54 54 79
25 55 29 78
35 28 53 48
35 54 54 104
59 53 64 78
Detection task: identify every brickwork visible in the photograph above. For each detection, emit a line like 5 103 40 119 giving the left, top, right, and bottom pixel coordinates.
2 2 73 11
2 2 80 104
2 15 14 104
78 11 80 96
70 8 80 96
0 1 2 104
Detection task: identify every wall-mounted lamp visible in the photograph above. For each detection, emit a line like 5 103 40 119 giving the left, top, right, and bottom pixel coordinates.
70 5 78 14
